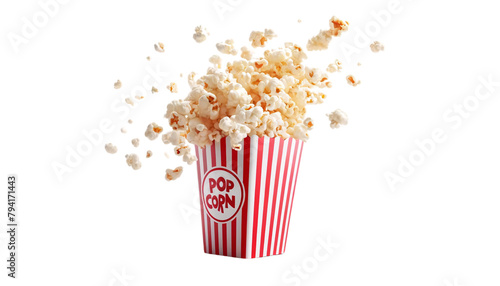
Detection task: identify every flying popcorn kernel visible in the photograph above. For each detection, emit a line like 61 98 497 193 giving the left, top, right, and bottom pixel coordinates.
128 119 133 124
249 29 277 48
329 16 349 36
125 98 134 106
132 138 140 147
370 41 385 53
327 60 342 73
146 150 153 158
167 82 178 93
154 42 165 53
240 46 253 60
304 117 314 130
114 80 122 89
346 75 361 87
193 26 209 43
183 152 198 165
145 123 163 140
216 39 238 55
120 127 127 133
105 143 118 154
146 56 151 61
125 154 142 170
165 166 183 181
327 109 348 129
307 16 349 51
151 86 159 93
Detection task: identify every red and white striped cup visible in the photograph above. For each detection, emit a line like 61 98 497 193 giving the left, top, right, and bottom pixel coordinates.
194 135 304 258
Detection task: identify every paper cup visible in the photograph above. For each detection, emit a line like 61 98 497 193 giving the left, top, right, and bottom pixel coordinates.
194 135 304 258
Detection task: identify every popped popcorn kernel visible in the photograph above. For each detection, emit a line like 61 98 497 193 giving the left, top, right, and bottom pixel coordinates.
327 60 342 73
131 138 140 147
120 127 127 133
114 80 122 89
154 42 165 53
125 153 142 170
370 41 385 53
145 122 163 140
146 56 151 61
327 109 348 129
346 75 361 87
304 117 314 130
128 119 133 124
216 39 238 55
307 16 349 51
193 26 209 43
240 46 253 60
146 150 153 158
183 152 198 165
125 98 134 106
249 29 277 48
105 143 118 154
167 82 178 93
209 55 222 68
165 166 183 181
329 16 349 36
151 86 159 93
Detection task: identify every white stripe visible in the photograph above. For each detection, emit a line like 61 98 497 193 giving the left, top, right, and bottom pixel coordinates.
282 139 302 253
262 137 280 256
236 138 245 257
276 138 296 254
225 137 232 257
269 138 288 255
256 137 270 257
245 135 258 258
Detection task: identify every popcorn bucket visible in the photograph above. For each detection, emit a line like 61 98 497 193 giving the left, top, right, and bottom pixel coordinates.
194 135 304 258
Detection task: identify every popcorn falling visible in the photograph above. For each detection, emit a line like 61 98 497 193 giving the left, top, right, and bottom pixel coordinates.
346 75 361 87
105 143 118 154
106 15 377 181
165 166 183 181
154 42 165 53
327 109 348 129
193 26 209 43
370 41 384 53
114 80 122 89
125 154 141 170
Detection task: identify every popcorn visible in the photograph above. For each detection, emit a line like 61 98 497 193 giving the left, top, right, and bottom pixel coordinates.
209 55 222 68
125 98 134 106
193 26 209 43
328 16 349 36
303 117 314 130
370 41 384 53
128 119 133 124
146 56 151 61
154 42 165 53
132 138 140 147
146 150 153 158
145 123 163 140
162 130 186 145
114 80 122 89
240 46 253 60
346 75 361 87
125 154 141 170
327 109 348 129
249 29 277 48
183 152 197 165
307 16 349 51
165 166 183 181
121 127 127 133
216 39 238 55
105 143 117 154
151 86 159 93
174 144 191 156
326 60 342 73
167 82 178 93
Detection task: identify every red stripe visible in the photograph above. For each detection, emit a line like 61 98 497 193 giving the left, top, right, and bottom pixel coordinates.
267 138 284 256
211 143 219 255
273 138 293 255
283 141 304 252
220 139 228 256
259 137 275 257
231 137 238 257
202 147 212 254
278 139 300 253
241 136 251 258
251 137 265 258
195 147 207 253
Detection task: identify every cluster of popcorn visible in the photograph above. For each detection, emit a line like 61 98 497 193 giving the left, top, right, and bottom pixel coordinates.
307 16 349 51
163 33 347 151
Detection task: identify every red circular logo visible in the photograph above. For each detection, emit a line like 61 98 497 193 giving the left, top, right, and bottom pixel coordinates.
201 167 244 223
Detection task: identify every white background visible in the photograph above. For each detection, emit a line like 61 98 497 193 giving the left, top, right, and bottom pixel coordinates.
1 0 500 285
